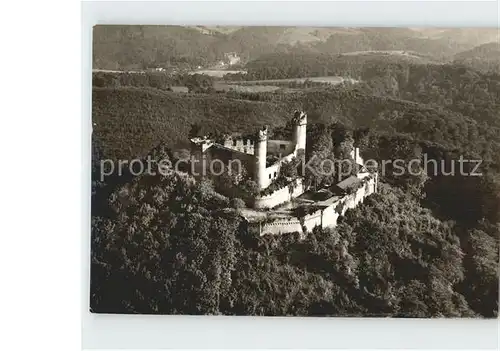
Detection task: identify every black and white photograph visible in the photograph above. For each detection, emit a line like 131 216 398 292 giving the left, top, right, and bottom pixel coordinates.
90 25 499 318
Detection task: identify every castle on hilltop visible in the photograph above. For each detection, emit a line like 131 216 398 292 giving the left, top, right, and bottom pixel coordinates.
190 110 307 199
190 110 378 236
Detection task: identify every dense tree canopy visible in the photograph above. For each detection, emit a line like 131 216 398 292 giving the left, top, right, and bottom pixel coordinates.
92 169 498 316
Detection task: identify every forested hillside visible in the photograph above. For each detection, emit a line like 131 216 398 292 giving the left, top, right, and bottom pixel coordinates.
92 87 291 160
453 42 500 73
92 26 497 70
91 150 499 316
93 80 500 165
244 52 500 111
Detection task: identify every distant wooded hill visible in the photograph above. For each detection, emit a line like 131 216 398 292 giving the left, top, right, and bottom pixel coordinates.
92 26 498 70
453 42 500 73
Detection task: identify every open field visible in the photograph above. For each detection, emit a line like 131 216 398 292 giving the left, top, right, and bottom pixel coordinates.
189 69 247 77
341 50 426 58
92 68 147 74
225 76 358 86
214 83 281 93
338 50 438 63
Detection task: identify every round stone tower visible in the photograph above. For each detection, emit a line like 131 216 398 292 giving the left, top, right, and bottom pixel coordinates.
254 126 268 190
292 110 307 152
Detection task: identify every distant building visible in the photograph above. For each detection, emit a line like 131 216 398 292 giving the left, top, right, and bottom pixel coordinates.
224 52 241 66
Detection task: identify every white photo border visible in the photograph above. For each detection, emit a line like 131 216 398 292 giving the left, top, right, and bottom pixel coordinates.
82 1 500 349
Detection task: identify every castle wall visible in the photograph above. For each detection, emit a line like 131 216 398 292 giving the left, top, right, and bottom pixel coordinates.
264 152 291 184
223 137 255 155
190 144 256 177
339 176 376 214
213 146 256 176
302 211 323 232
267 140 295 156
321 202 341 228
254 178 305 209
257 209 322 237
258 148 299 190
253 175 377 236
261 162 280 188
346 191 357 211
259 218 303 236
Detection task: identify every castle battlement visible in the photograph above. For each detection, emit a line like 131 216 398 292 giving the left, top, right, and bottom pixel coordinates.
256 126 268 142
292 110 307 126
222 136 255 155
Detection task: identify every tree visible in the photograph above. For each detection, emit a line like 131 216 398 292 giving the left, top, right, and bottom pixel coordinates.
459 226 499 317
91 171 241 314
188 123 202 138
